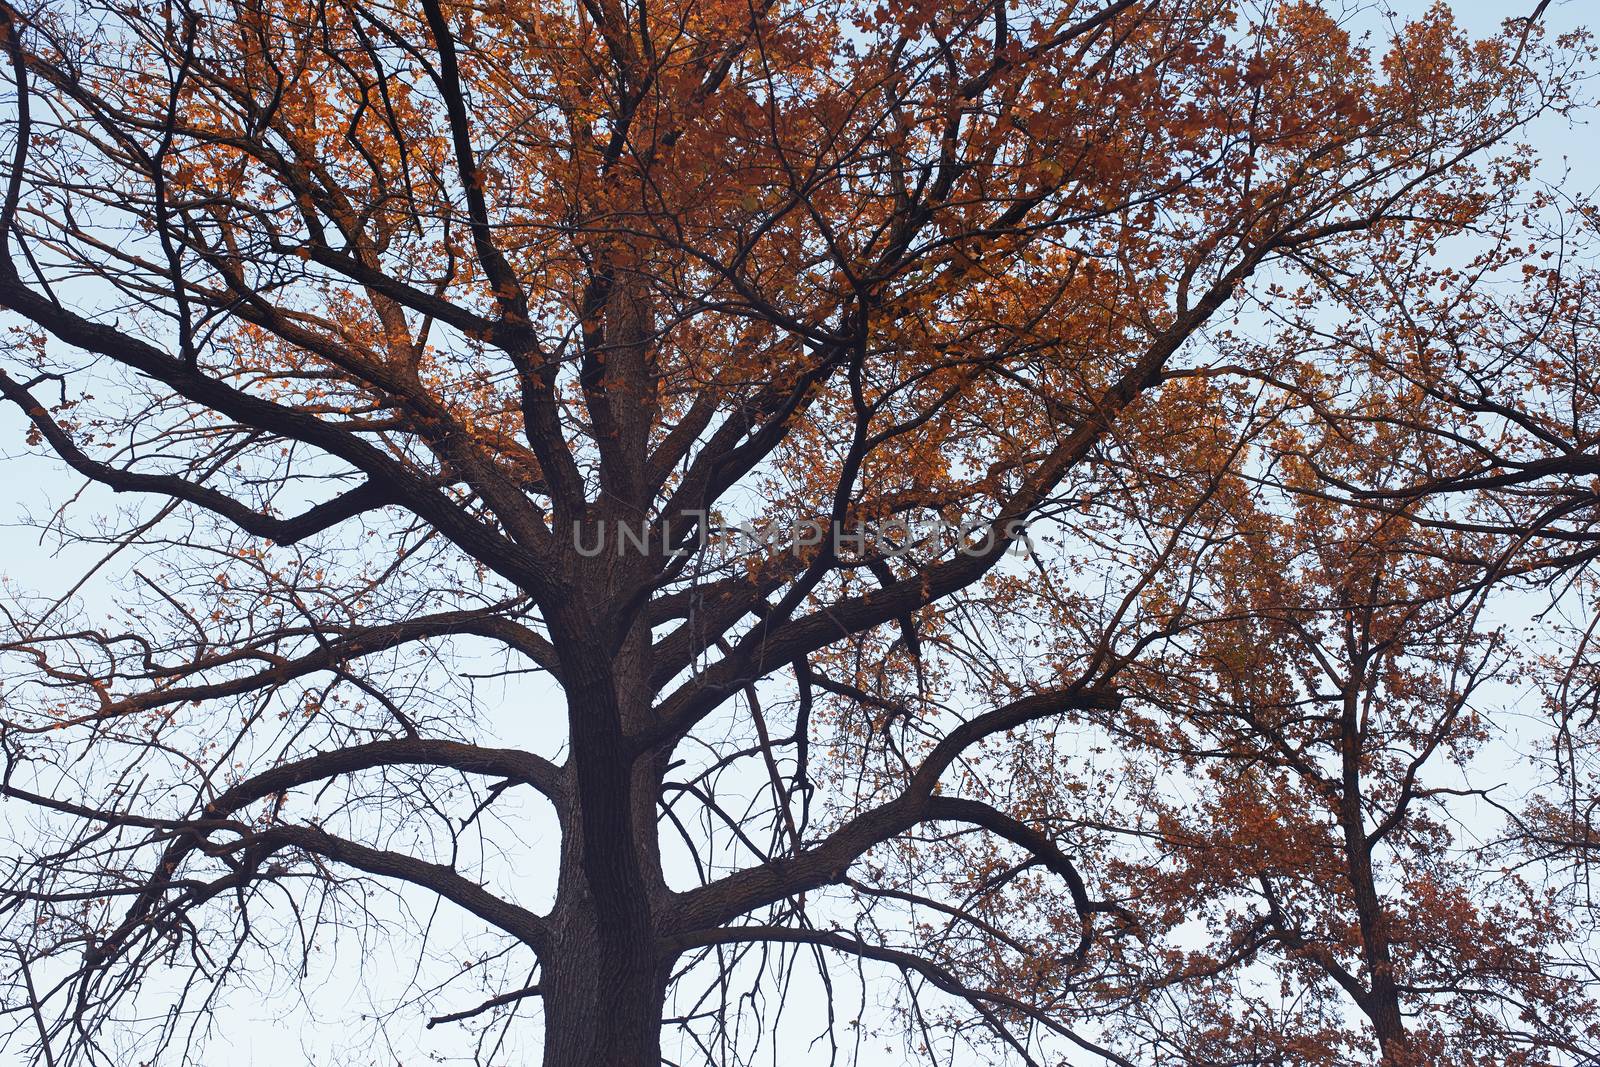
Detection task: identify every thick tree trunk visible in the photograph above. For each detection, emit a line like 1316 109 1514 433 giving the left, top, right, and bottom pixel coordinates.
542 603 669 1067
540 918 667 1067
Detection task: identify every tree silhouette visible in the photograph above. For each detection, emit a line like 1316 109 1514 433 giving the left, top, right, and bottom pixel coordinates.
0 1 1593 1065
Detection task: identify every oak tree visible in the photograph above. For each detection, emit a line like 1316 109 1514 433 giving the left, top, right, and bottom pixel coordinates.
0 1 1592 1065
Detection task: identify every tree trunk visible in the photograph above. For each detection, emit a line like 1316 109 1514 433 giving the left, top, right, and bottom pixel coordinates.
1337 683 1409 1064
540 918 667 1067
542 605 669 1067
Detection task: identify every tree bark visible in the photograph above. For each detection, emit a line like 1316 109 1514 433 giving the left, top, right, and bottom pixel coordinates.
1337 683 1410 1064
540 913 668 1067
541 600 670 1067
